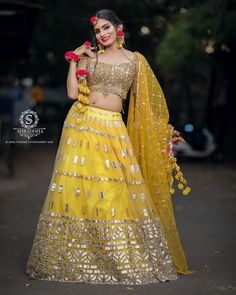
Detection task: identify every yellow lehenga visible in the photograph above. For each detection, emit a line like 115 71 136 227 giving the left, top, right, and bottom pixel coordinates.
26 51 193 285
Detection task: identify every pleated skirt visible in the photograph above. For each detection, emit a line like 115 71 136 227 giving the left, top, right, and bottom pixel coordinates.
25 101 178 285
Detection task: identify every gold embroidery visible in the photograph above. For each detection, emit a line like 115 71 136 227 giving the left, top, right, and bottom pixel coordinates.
83 57 138 99
69 106 123 128
58 184 63 193
26 211 178 285
50 182 56 192
54 169 145 185
73 155 78 164
64 122 116 138
75 187 80 196
111 208 116 217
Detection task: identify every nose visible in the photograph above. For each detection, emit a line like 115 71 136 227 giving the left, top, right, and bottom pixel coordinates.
100 29 107 37
100 31 105 37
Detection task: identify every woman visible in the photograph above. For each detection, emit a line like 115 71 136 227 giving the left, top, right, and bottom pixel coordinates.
26 9 193 285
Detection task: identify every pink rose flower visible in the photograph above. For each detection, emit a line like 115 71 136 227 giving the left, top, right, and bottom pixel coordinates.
118 30 124 37
84 41 91 48
64 51 79 61
90 16 97 25
76 68 90 77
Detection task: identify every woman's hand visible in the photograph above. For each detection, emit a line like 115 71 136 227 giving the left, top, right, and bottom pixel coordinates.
171 130 186 145
65 43 96 63
73 43 96 59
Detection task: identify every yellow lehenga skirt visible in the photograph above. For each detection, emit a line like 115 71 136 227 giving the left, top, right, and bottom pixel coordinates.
25 101 179 285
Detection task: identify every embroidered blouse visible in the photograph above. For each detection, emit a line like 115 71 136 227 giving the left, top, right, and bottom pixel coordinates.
78 53 138 100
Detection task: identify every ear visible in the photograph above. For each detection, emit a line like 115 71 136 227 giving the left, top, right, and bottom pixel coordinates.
117 24 123 31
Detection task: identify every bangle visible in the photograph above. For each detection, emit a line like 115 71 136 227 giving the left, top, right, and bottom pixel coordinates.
64 51 80 62
76 68 90 78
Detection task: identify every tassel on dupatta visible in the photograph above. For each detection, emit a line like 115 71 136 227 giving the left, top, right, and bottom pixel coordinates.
127 52 194 275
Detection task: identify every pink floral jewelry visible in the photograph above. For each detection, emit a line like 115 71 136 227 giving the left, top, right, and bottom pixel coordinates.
75 68 90 119
64 51 79 62
90 16 97 26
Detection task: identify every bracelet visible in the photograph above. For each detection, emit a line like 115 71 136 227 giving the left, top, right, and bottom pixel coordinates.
64 51 80 62
76 68 90 78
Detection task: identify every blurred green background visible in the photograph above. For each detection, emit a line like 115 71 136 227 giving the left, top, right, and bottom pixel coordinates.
0 0 236 177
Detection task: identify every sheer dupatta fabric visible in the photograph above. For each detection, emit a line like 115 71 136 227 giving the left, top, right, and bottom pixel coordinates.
127 52 193 275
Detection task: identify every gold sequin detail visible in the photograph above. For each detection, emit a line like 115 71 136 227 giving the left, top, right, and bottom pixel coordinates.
105 159 110 168
50 182 56 192
76 187 80 196
111 208 116 217
58 184 63 193
64 122 118 139
80 156 85 166
82 57 138 99
73 155 78 164
26 211 178 285
100 192 104 200
54 169 144 185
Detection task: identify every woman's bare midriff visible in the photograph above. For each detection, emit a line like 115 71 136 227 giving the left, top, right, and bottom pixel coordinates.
88 91 123 112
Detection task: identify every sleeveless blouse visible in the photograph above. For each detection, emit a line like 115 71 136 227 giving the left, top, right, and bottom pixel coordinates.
78 54 138 100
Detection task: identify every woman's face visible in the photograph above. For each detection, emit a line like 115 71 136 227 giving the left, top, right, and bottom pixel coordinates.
94 18 121 47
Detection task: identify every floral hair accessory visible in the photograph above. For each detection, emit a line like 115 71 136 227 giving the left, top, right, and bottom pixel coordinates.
76 68 90 77
117 29 124 37
64 51 79 62
84 41 91 48
90 16 97 25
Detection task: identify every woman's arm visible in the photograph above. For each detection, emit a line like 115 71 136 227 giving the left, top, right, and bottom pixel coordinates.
66 60 79 100
66 44 95 100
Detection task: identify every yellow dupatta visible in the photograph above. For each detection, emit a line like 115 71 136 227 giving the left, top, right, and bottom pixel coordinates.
127 51 194 275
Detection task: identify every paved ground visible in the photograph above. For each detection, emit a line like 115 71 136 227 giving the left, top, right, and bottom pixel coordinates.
0 146 235 295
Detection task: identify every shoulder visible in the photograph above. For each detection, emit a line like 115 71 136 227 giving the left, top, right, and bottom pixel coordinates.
122 48 135 58
134 51 146 61
123 49 146 62
123 49 148 69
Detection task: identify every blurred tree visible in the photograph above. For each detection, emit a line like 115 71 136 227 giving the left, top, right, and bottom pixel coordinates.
6 0 235 158
157 0 236 72
155 0 236 160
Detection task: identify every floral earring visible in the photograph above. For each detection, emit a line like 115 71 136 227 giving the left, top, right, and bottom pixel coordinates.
117 28 125 49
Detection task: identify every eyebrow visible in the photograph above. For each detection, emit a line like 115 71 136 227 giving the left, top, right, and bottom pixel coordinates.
94 23 109 31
